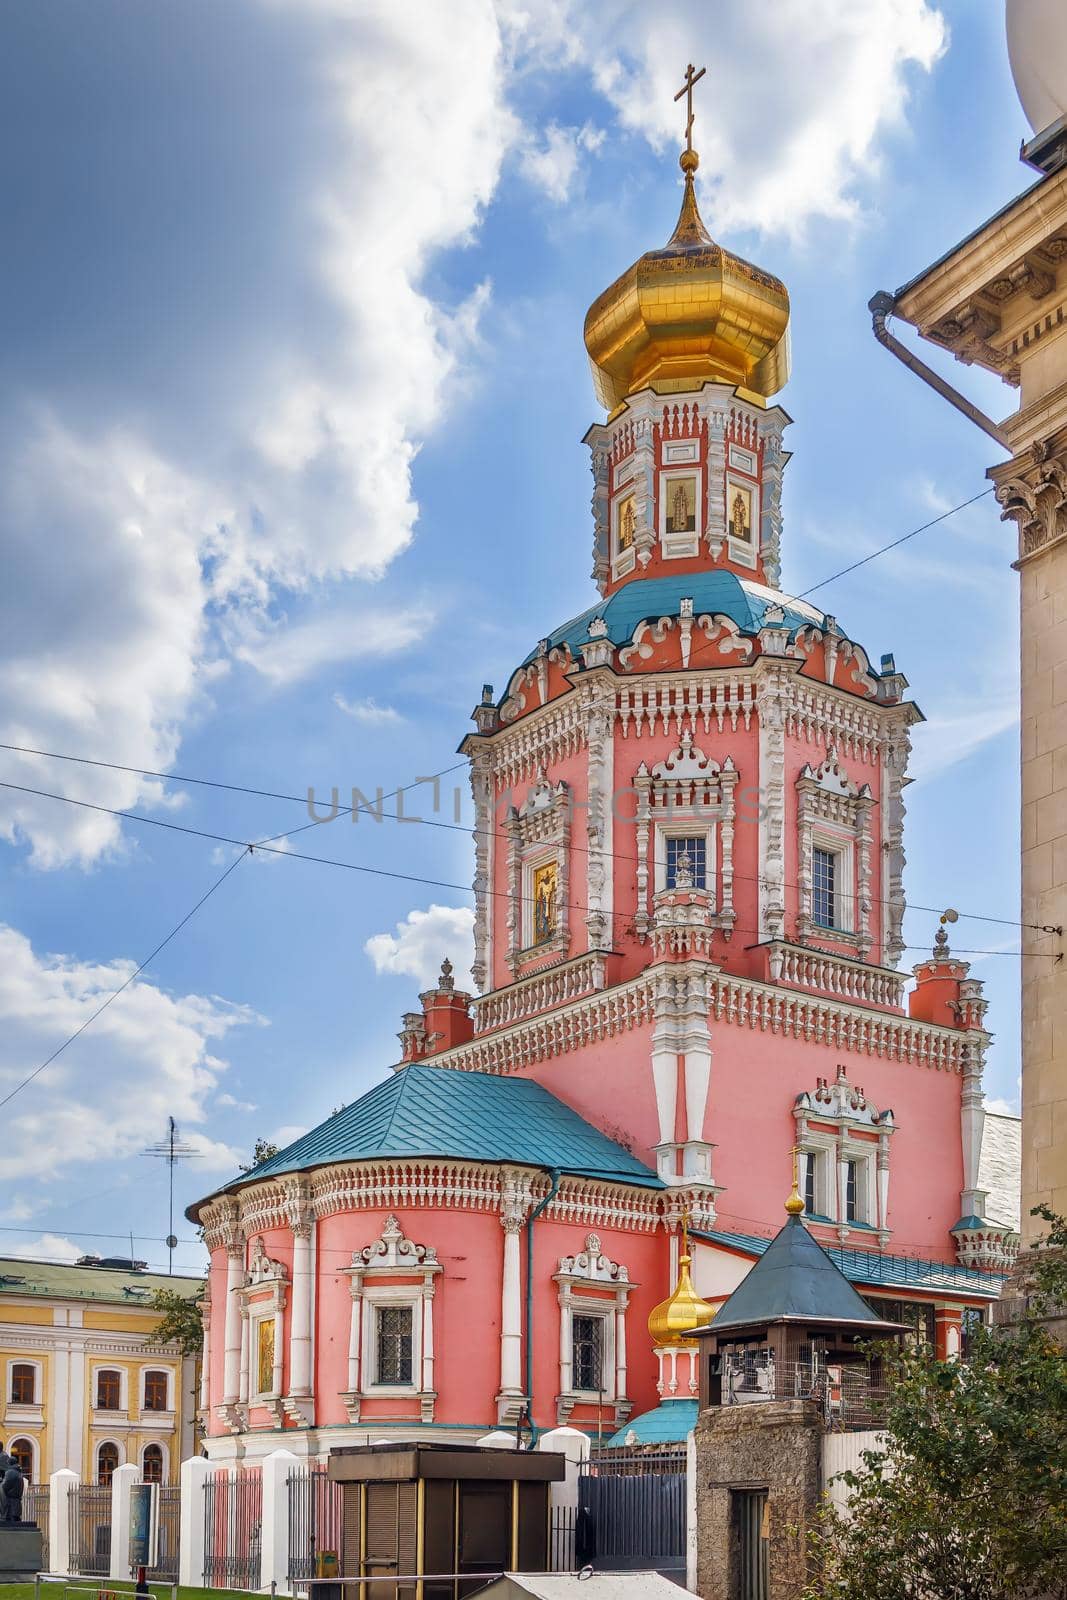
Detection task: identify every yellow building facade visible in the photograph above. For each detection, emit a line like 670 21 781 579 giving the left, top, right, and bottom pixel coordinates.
0 1256 201 1484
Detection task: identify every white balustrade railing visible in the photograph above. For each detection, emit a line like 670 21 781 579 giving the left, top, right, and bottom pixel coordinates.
767 942 907 1010
473 952 608 1034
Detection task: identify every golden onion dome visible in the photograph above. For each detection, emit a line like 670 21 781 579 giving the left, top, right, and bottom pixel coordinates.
584 148 791 416
648 1251 716 1348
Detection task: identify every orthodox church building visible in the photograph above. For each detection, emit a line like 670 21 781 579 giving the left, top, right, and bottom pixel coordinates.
191 102 1017 1462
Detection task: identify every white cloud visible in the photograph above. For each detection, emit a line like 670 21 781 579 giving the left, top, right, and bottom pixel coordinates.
519 121 604 203
984 1096 1021 1117
2 1233 84 1265
216 1092 257 1112
365 903 476 989
510 0 947 236
0 1 513 867
909 696 1019 786
333 694 403 725
0 924 256 1183
236 605 431 687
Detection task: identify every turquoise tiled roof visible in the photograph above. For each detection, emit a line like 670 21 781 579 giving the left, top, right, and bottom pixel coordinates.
695 1226 1004 1300
523 572 831 670
194 1064 661 1212
607 1399 698 1447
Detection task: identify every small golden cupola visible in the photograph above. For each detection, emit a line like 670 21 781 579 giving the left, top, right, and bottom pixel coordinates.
583 65 791 417
647 1219 716 1403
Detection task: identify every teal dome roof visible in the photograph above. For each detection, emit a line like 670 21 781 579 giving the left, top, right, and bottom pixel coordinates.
606 1398 698 1447
525 572 829 667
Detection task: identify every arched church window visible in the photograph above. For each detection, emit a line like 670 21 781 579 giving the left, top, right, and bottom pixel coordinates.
10 1364 36 1405
9 1439 33 1481
142 1444 164 1485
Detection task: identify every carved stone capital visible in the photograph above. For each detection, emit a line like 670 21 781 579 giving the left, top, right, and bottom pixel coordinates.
992 433 1067 564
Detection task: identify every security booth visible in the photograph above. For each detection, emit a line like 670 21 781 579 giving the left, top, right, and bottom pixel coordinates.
327 1442 565 1600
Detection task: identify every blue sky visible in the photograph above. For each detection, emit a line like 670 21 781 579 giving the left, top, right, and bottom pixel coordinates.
0 2 1029 1274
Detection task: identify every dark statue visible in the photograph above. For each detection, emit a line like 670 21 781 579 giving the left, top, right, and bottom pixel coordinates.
0 1445 24 1525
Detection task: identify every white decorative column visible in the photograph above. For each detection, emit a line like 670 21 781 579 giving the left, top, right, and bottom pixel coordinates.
421 1281 436 1402
346 1283 363 1396
260 1449 298 1597
109 1461 139 1581
615 1292 629 1402
272 1301 285 1396
49 1468 79 1576
582 677 615 950
959 1047 988 1219
178 1455 214 1588
198 1283 211 1413
496 1169 530 1423
238 1306 250 1406
219 1202 244 1408
284 1177 313 1405
756 656 789 940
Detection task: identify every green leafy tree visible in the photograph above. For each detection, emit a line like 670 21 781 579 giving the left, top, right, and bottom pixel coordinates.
804 1208 1067 1600
146 1286 204 1356
239 1137 280 1173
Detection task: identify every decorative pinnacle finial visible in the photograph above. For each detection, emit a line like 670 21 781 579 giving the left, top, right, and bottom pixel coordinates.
674 62 706 172
785 1144 805 1216
680 1208 691 1261
439 957 454 992
935 908 958 958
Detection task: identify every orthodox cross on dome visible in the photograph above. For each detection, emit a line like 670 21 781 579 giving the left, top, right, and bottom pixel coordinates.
674 62 706 158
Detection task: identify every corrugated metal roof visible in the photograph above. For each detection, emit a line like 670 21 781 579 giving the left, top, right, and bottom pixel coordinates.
710 1216 889 1331
522 572 830 671
197 1063 661 1209
607 1398 697 1446
695 1226 1004 1299
0 1258 202 1305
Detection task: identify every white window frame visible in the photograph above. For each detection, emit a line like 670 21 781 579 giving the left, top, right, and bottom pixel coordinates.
140 1440 169 1484
6 1435 39 1483
725 474 759 568
838 1144 876 1227
7 1358 42 1409
247 1304 281 1402
658 467 702 558
801 1149 831 1220
611 489 637 580
653 819 716 899
92 1364 127 1414
521 845 561 951
569 1301 615 1401
362 1288 423 1396
810 827 854 934
94 1438 126 1484
140 1367 173 1414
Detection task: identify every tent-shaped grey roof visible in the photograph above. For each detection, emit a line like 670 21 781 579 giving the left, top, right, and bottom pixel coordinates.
703 1216 906 1334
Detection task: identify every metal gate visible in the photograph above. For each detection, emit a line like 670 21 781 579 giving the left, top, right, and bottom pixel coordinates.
736 1489 768 1600
24 1484 49 1570
287 1464 344 1582
202 1467 262 1589
577 1449 686 1575
68 1483 112 1576
147 1485 181 1583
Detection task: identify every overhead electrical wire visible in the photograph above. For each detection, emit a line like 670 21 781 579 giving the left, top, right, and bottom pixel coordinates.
0 741 1043 935
0 777 1049 962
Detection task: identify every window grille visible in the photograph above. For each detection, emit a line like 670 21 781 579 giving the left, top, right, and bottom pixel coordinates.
375 1306 413 1385
813 847 837 928
573 1314 604 1392
666 835 707 889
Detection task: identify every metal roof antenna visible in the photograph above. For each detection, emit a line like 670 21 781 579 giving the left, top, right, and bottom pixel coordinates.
142 1117 200 1275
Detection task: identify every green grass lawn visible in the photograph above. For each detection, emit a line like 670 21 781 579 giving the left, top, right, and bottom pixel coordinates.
0 1589 257 1600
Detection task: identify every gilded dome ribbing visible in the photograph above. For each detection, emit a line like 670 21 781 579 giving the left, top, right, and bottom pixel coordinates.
647 1251 716 1348
584 148 791 416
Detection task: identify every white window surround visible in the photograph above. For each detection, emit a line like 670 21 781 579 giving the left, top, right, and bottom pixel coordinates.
236 1236 289 1411
611 489 637 580
7 1358 42 1410
341 1215 442 1424
658 466 702 559
140 1440 169 1481
6 1436 39 1482
653 819 717 900
141 1368 173 1413
796 750 875 956
810 827 854 933
553 1233 635 1427
91 1364 127 1414
503 773 571 972
725 473 759 569
94 1438 126 1478
794 1066 895 1243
